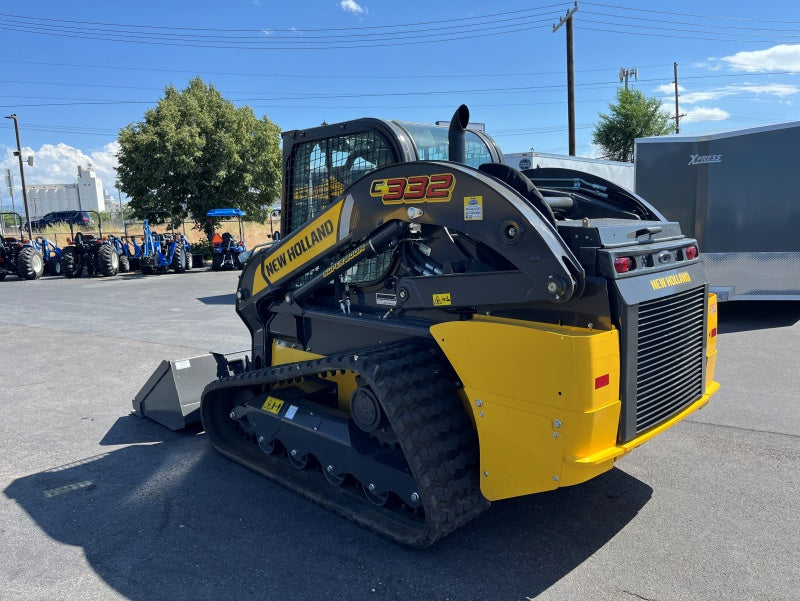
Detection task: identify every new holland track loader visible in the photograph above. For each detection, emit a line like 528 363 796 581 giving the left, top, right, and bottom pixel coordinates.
136 105 719 547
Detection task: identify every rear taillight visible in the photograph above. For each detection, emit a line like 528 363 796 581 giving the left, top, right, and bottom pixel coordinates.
685 245 698 260
614 256 634 273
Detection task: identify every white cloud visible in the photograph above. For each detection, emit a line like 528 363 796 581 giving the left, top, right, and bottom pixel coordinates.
738 83 798 97
722 44 800 73
340 0 365 14
680 90 723 104
1 142 121 204
677 83 799 105
656 83 684 95
682 107 730 123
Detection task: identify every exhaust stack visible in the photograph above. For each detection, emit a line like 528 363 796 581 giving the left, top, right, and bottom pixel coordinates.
448 104 470 164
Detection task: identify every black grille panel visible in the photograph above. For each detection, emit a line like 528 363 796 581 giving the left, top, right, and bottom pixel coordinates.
635 286 706 433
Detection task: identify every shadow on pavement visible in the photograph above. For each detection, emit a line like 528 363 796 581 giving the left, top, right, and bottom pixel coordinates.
5 418 652 601
197 293 236 305
99 414 204 446
718 300 800 334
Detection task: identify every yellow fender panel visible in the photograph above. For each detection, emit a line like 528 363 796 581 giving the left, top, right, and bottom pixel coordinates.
432 313 719 501
431 316 622 501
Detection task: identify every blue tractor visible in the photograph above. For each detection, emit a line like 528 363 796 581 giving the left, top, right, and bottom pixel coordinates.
37 237 63 276
208 208 246 271
105 235 140 273
139 210 191 275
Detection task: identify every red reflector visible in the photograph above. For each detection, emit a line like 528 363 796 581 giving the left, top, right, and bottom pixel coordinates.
595 373 610 389
685 245 698 260
709 327 717 338
614 257 633 273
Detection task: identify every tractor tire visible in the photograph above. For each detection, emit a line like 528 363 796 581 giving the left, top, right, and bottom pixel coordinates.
46 256 62 276
119 254 130 273
211 253 223 271
97 244 119 277
171 244 186 273
17 247 44 280
61 247 82 278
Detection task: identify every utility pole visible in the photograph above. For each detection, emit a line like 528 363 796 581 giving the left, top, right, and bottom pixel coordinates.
554 2 578 156
673 62 686 133
4 114 33 239
619 67 638 90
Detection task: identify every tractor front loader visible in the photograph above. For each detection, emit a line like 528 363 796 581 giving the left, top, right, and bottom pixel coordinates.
135 105 719 547
139 210 191 275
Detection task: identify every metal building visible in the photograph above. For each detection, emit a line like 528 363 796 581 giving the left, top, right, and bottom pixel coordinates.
26 165 107 218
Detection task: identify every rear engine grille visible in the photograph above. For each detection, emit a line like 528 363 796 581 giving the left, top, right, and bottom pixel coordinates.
634 286 705 433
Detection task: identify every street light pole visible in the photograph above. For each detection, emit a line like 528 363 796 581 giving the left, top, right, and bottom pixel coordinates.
4 114 33 239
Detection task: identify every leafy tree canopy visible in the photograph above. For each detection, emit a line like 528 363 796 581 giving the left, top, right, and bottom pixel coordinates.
116 77 281 232
592 88 675 162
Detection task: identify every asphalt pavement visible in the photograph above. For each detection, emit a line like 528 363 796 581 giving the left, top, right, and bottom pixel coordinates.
0 270 797 601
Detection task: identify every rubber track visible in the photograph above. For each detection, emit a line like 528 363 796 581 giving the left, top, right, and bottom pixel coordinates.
201 341 489 547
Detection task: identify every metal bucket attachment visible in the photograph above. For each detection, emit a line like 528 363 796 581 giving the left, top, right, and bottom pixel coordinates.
132 351 248 430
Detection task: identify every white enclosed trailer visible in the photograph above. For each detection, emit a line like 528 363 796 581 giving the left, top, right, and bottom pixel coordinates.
504 152 635 192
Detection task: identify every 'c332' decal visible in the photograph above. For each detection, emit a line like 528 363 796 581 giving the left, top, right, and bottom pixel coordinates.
650 271 691 291
370 173 455 204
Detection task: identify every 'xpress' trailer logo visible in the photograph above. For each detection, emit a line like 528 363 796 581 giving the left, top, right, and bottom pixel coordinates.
688 154 722 165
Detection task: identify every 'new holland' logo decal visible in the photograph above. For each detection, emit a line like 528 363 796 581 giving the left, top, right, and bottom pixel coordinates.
262 203 343 284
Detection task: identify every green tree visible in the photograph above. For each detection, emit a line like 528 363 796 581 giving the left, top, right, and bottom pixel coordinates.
116 77 281 232
592 88 675 162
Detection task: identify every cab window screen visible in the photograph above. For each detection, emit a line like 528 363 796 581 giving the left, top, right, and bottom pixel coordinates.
287 131 395 233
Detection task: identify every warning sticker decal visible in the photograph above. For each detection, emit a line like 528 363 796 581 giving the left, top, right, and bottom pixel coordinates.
261 396 285 415
464 196 483 221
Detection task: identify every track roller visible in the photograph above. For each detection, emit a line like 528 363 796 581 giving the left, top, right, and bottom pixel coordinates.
201 341 490 547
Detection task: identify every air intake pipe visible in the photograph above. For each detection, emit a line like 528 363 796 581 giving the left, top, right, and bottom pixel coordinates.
448 104 470 164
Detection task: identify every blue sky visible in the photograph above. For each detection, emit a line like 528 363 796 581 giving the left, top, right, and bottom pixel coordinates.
2 0 800 204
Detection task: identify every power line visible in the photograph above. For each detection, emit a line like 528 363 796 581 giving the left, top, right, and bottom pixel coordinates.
579 17 800 41
581 2 800 24
0 8 567 50
0 6 566 34
576 24 800 43
582 9 800 33
0 20 553 50
3 70 798 109
0 58 675 78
